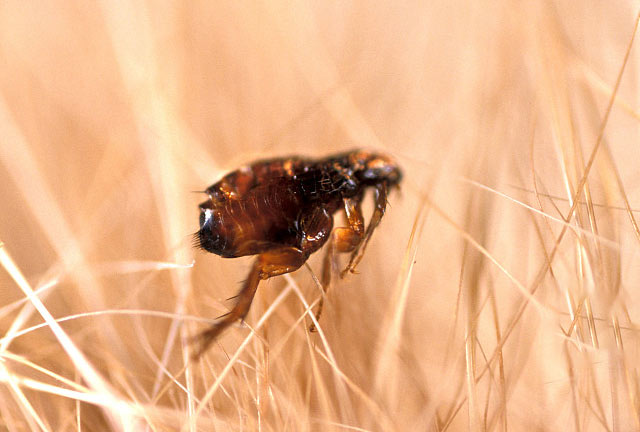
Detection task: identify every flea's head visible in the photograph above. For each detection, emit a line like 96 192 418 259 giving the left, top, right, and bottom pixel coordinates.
349 150 402 187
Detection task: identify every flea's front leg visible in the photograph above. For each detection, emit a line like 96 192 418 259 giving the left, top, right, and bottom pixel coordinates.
310 197 364 331
193 247 307 359
342 182 388 277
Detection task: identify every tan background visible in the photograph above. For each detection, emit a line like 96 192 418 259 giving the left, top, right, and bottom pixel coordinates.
0 1 639 431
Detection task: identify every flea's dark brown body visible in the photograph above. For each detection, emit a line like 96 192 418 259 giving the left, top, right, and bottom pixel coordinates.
194 149 402 357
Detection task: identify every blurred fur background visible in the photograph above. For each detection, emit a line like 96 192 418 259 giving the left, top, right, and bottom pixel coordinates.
1 1 639 431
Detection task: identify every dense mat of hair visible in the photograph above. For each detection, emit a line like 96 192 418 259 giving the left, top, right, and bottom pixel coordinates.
0 2 638 430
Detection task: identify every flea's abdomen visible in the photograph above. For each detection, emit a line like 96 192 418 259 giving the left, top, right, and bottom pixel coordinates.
198 187 302 258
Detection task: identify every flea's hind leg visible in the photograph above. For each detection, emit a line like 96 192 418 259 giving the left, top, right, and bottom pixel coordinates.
310 198 364 331
342 182 388 277
193 247 307 359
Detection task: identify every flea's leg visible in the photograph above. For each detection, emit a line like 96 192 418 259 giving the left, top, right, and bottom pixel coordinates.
299 207 333 255
342 182 388 277
310 197 364 331
193 247 306 359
